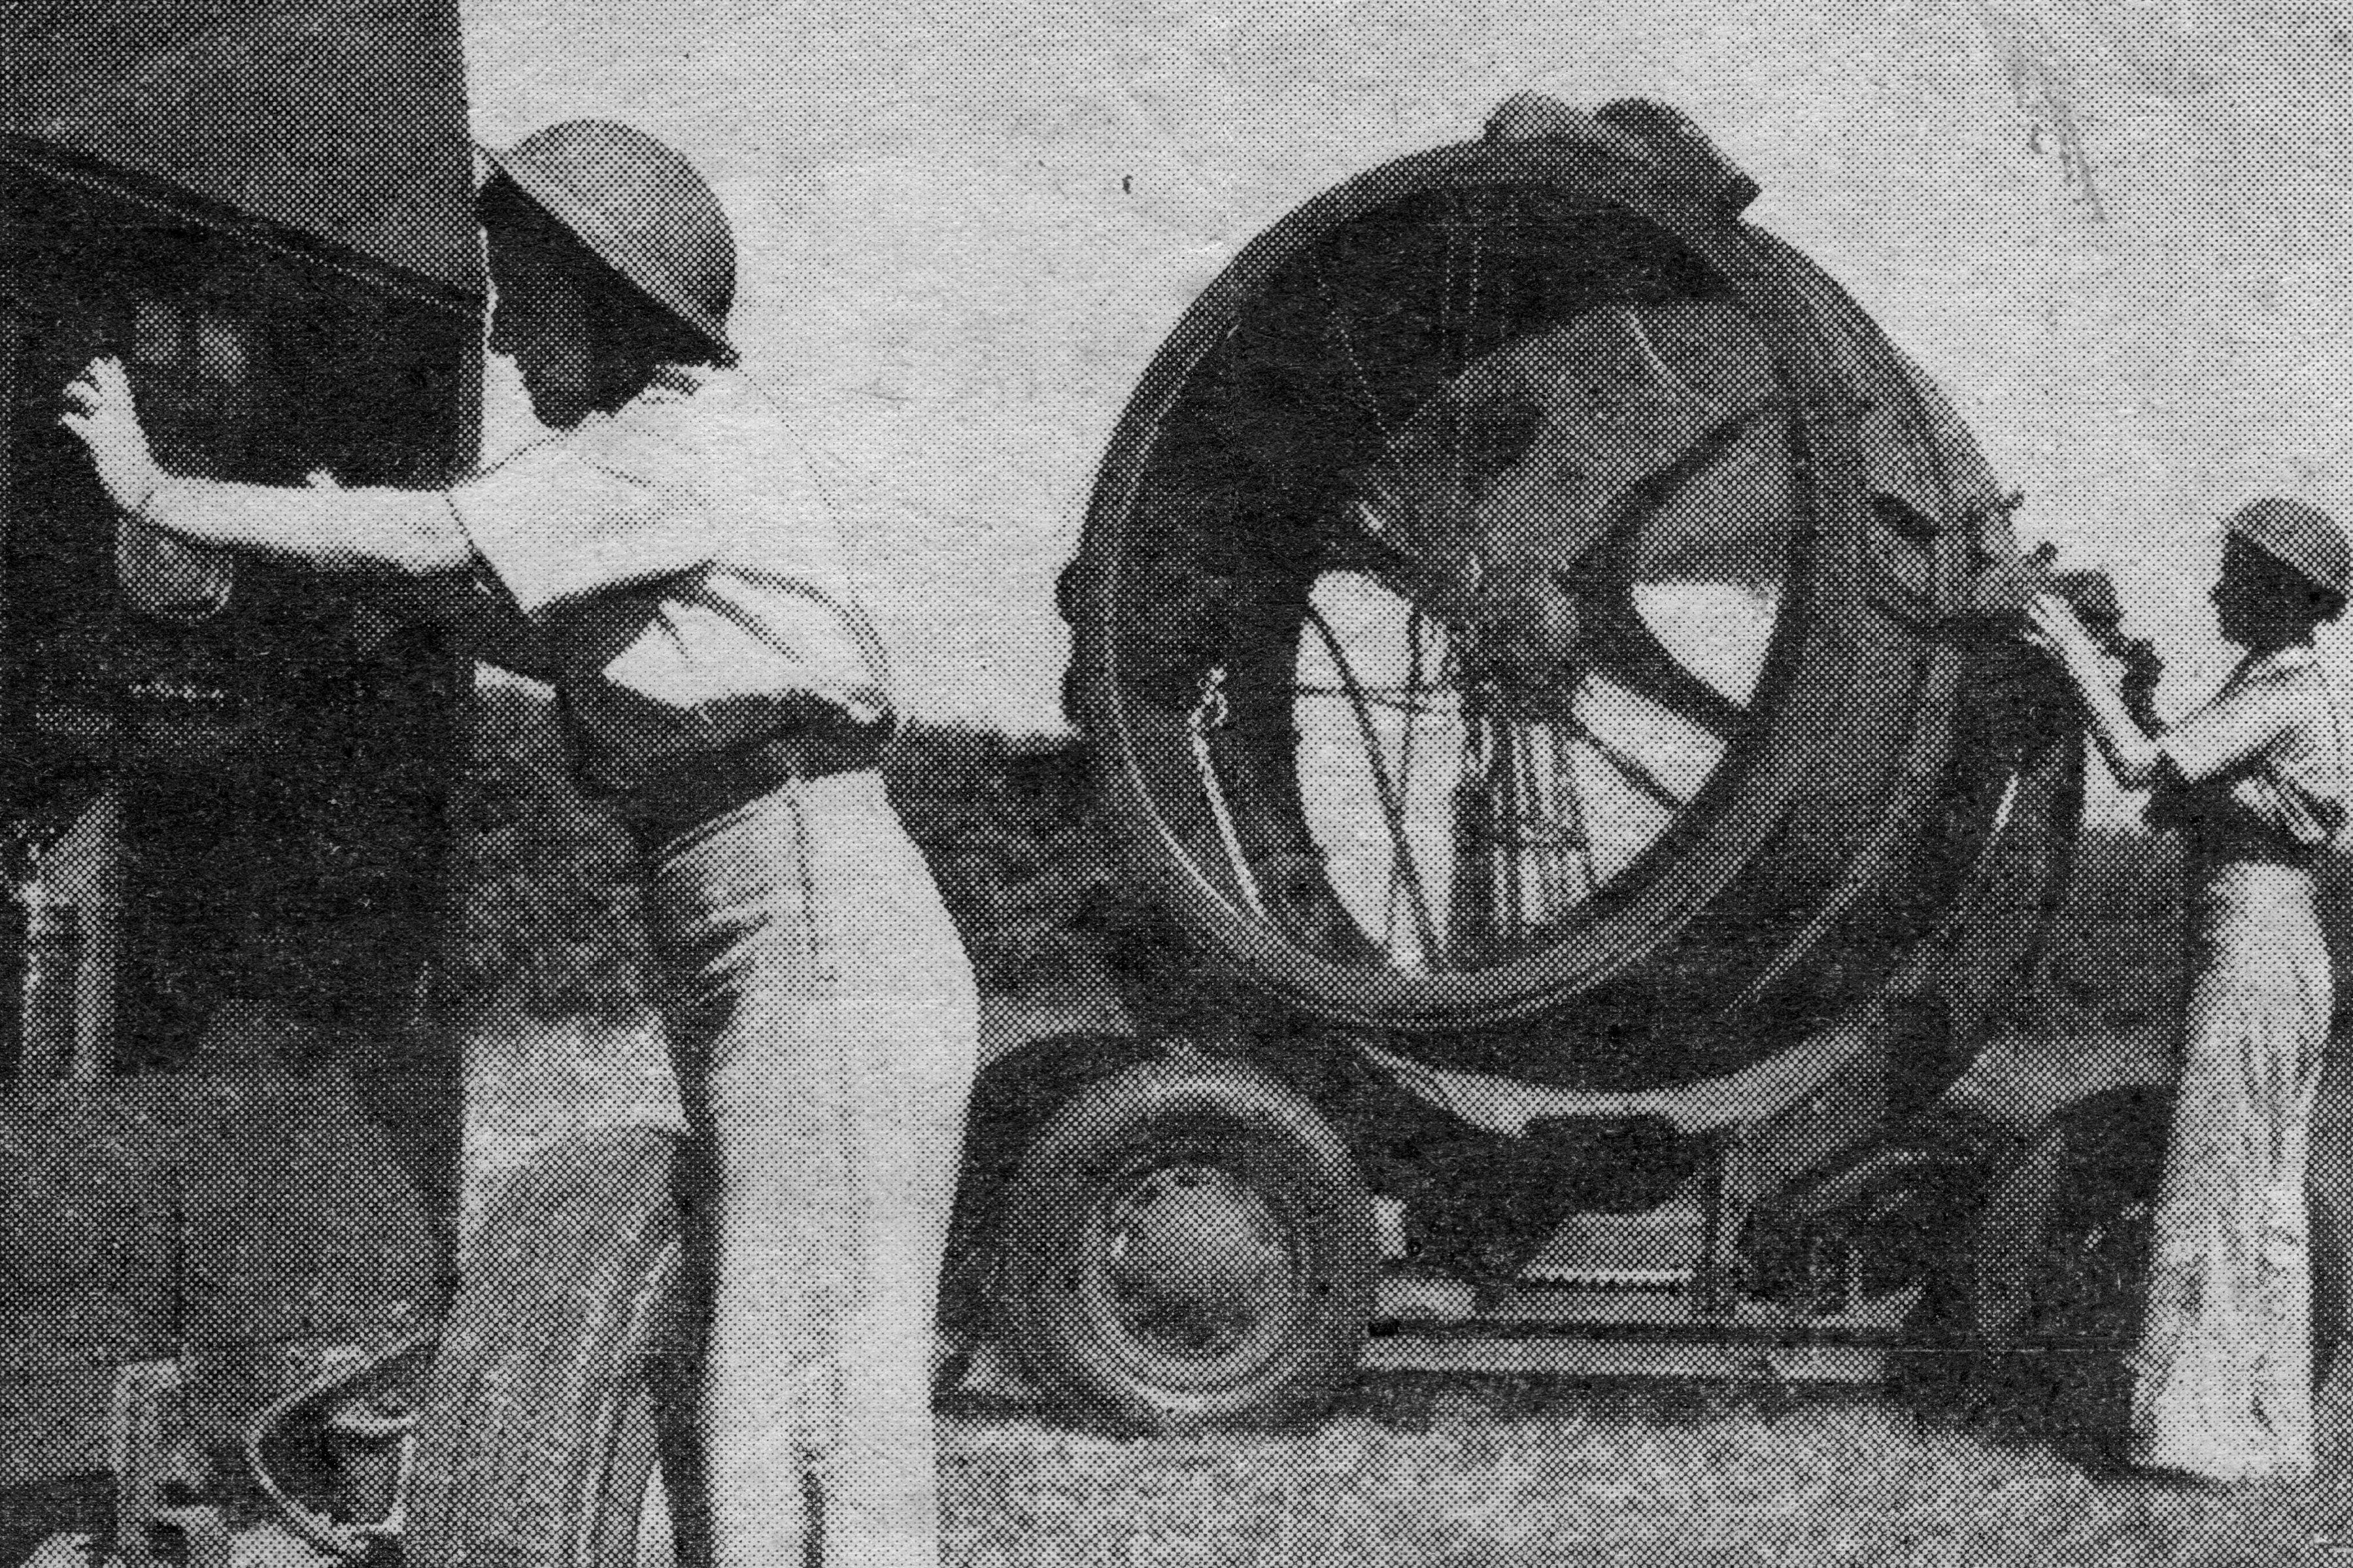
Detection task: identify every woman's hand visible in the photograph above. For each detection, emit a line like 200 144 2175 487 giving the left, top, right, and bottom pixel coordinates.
58 357 163 516
2025 588 2167 787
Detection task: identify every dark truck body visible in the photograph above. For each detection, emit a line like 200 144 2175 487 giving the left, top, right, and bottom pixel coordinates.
0 1 478 1484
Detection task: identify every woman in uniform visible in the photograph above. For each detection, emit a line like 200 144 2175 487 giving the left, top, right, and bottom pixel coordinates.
59 121 979 1567
2029 497 2349 1484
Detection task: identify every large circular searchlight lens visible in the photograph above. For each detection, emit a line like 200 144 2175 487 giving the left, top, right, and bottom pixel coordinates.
1064 154 2013 1063
1295 298 1792 972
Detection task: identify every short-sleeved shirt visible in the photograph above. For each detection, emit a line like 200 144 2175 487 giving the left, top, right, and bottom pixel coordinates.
449 365 892 792
2150 644 2348 863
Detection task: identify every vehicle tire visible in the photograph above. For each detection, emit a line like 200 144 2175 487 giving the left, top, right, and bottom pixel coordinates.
2018 1150 2156 1450
996 1056 1378 1435
405 1126 697 1568
1957 1091 2164 1440
1969 1080 2353 1473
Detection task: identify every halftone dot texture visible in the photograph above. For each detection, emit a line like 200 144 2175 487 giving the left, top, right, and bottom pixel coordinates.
0 0 485 1501
1055 87 2027 1067
484 120 741 363
2227 497 2353 601
426 359 978 1563
12 4 2353 1565
11 1 481 302
1002 78 2353 1568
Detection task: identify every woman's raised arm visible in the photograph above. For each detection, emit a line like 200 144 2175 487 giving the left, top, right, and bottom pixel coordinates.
59 356 474 578
2027 592 2167 787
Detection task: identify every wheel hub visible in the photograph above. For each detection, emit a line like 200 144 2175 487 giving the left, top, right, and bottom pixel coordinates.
1101 1163 1298 1361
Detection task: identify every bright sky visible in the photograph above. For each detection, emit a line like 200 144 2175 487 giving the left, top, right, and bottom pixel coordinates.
463 0 2353 780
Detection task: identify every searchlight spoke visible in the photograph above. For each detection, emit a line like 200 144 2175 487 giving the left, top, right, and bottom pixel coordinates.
1285 286 1793 973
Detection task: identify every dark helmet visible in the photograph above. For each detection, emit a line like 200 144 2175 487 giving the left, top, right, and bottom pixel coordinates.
2224 497 2351 612
481 120 737 361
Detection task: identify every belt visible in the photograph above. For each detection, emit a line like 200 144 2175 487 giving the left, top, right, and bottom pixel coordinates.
623 729 881 850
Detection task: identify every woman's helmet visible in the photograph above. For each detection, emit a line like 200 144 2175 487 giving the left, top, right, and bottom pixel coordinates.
2224 497 2352 609
481 120 737 361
